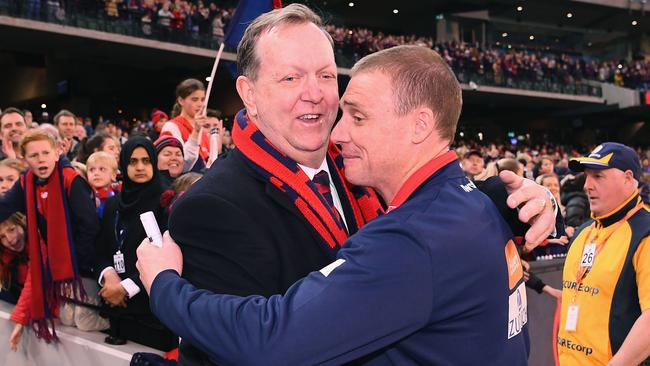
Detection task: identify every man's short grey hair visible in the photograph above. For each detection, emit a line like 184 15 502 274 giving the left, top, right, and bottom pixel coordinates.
237 3 334 80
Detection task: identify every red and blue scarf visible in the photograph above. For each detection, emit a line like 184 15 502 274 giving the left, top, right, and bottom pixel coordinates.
232 110 383 253
22 157 85 342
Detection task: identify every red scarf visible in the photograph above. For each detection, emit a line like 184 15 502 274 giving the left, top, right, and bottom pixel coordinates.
164 115 210 161
94 184 121 202
0 247 27 289
23 160 84 342
233 110 383 252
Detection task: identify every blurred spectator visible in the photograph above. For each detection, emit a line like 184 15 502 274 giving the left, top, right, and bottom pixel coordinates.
149 108 169 141
160 171 202 214
461 149 484 179
104 0 121 19
560 173 590 229
537 155 555 177
76 133 121 164
222 128 234 150
0 159 24 196
538 173 564 215
54 109 79 160
23 110 33 126
0 213 28 304
639 172 650 205
0 107 28 160
496 158 523 176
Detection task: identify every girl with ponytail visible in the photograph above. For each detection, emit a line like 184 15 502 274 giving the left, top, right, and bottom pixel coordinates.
159 78 210 172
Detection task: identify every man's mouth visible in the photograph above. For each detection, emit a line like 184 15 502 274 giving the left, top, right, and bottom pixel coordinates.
297 114 322 124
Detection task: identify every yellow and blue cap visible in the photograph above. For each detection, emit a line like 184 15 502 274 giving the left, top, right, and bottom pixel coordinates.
569 142 641 181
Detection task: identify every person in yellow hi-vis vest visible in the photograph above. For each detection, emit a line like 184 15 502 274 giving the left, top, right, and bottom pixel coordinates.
559 142 650 366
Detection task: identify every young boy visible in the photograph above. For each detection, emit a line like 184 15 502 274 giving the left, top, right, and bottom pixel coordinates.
0 129 104 349
86 151 120 218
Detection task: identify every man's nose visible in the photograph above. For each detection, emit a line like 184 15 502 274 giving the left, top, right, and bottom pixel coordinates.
301 75 324 103
331 117 350 145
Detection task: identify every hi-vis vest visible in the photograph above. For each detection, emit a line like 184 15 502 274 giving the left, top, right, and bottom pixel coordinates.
558 194 650 365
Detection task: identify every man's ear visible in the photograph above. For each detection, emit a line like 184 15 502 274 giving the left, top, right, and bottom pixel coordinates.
235 76 258 117
412 107 436 144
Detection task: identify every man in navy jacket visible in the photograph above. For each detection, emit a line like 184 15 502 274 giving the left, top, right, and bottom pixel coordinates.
137 45 531 365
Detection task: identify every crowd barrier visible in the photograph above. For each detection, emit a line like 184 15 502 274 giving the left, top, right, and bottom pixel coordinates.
0 300 163 366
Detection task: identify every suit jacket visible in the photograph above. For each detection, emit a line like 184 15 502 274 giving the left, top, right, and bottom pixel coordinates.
169 149 362 365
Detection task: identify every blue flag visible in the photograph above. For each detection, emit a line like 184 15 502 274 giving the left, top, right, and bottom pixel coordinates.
223 0 281 78
224 0 281 50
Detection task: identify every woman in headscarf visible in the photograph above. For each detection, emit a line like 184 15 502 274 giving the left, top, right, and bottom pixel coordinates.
94 136 177 351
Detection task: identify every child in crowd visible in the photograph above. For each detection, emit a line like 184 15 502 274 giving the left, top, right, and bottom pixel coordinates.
160 172 202 214
0 213 28 304
0 129 106 351
0 159 25 195
86 151 120 218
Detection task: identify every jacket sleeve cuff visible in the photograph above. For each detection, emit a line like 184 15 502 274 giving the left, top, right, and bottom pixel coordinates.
121 278 141 298
98 266 115 286
150 269 181 300
10 311 29 325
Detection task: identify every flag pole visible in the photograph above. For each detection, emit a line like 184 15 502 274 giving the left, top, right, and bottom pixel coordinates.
204 42 225 112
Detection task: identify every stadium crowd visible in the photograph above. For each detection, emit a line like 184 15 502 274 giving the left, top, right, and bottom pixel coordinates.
0 95 647 351
330 26 649 90
2 1 648 91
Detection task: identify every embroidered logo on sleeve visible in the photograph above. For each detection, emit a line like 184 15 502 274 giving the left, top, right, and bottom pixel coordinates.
319 259 346 277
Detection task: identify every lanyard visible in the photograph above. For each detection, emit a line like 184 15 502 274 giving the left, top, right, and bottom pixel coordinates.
572 201 644 303
114 210 127 252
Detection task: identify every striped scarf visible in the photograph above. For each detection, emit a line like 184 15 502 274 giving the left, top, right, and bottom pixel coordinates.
232 110 383 252
23 158 85 342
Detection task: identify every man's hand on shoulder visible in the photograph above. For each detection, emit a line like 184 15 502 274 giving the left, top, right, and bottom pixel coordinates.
500 170 556 250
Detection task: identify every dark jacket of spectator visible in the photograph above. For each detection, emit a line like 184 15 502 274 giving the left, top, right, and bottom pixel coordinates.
562 191 590 228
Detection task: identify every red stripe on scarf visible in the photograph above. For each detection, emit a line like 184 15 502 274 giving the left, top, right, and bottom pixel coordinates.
233 111 382 248
23 161 83 342
327 143 384 224
235 116 346 247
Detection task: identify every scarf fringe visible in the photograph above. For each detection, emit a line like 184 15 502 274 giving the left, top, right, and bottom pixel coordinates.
55 278 88 304
31 318 58 343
